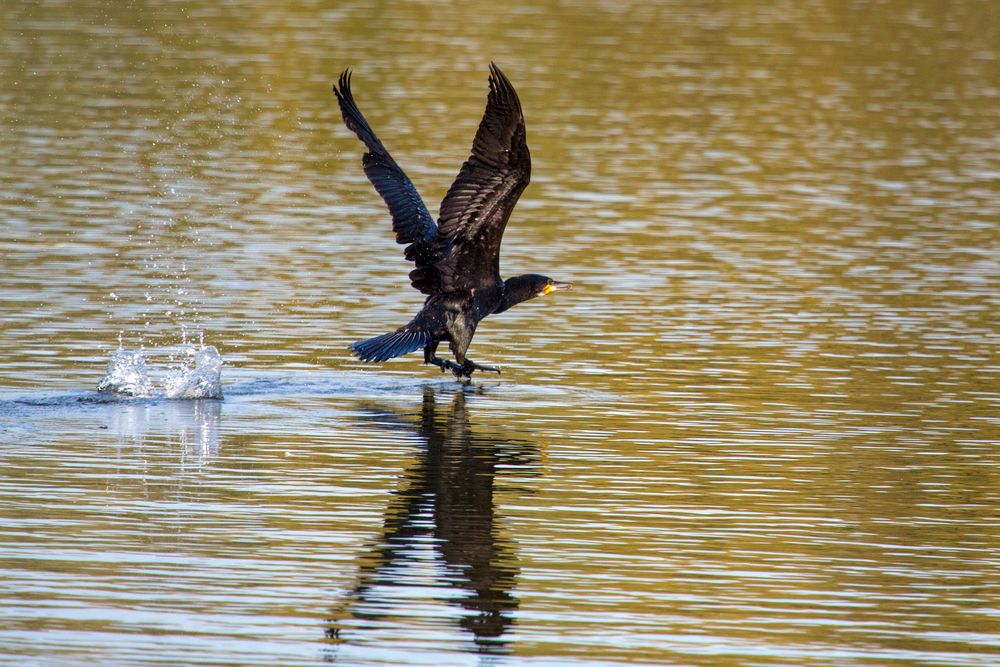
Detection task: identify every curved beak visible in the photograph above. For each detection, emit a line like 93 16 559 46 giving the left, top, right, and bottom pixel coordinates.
544 281 573 295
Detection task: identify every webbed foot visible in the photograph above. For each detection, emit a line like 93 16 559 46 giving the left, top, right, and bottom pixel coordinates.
429 356 457 372
466 360 501 375
427 356 501 379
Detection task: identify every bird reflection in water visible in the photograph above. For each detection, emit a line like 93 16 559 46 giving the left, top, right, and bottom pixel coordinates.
324 387 540 659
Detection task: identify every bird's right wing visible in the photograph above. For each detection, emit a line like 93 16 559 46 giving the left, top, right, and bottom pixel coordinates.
333 70 441 295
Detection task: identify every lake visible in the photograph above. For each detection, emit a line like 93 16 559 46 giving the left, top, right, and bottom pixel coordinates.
2 0 999 665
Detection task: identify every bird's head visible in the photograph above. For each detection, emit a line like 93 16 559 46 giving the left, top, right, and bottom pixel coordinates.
497 274 572 313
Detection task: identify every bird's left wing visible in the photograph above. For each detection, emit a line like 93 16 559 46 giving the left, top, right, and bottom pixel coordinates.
333 70 440 295
434 63 531 292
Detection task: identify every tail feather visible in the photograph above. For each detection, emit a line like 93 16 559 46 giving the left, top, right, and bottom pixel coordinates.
351 328 431 363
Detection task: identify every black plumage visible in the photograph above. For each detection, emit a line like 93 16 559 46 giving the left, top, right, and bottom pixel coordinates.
333 64 571 379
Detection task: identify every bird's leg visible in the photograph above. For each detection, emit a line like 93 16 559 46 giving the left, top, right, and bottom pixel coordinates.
425 342 464 375
450 345 500 378
428 355 464 374
426 355 499 379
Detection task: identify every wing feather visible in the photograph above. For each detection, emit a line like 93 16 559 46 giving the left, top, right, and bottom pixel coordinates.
333 70 440 294
434 64 531 292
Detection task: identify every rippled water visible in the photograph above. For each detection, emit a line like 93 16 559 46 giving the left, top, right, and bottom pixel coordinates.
2 0 999 665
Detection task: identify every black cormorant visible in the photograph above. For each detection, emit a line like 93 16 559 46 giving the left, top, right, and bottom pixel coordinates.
333 64 571 379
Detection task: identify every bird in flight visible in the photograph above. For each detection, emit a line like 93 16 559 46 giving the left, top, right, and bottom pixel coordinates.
333 64 571 379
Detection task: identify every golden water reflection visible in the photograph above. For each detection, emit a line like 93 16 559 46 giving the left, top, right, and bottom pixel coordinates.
1 0 999 664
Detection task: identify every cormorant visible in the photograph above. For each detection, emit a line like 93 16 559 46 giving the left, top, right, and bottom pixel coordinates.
333 64 571 379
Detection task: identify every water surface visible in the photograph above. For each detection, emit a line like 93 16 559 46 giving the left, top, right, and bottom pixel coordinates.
2 0 999 665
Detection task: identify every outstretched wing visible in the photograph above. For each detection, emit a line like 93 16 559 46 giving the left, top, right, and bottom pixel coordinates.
333 70 440 295
434 63 531 292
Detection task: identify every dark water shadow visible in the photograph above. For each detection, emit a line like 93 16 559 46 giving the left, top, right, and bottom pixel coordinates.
324 386 541 660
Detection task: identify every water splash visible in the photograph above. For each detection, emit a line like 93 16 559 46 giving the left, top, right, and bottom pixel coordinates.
98 345 223 399
96 349 156 397
164 345 224 399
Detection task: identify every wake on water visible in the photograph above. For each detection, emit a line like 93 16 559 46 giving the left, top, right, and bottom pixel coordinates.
97 345 224 399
